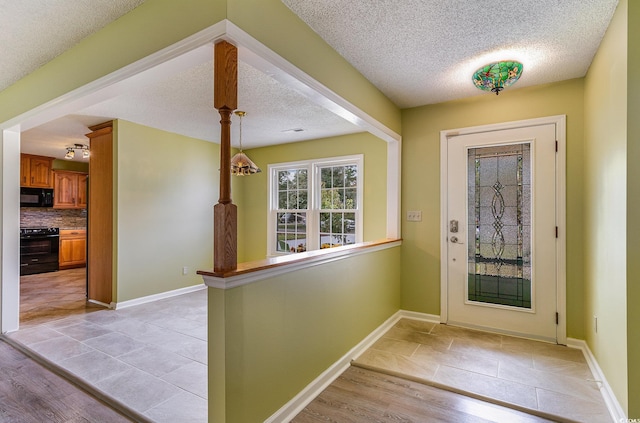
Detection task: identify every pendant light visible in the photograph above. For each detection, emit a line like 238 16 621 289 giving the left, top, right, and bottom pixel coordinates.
230 111 261 176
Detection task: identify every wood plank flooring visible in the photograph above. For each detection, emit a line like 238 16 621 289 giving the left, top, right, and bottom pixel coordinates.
0 338 133 423
292 366 554 423
20 268 104 327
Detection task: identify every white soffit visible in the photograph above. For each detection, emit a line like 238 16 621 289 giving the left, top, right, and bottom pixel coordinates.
282 0 619 108
78 59 362 148
20 58 363 158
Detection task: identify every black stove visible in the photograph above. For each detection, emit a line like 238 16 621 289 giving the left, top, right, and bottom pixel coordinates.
20 227 60 275
20 227 60 237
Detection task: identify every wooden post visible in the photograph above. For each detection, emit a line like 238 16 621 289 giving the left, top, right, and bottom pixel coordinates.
213 40 238 272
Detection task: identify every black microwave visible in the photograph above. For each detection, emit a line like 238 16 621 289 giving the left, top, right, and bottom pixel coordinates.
20 187 54 207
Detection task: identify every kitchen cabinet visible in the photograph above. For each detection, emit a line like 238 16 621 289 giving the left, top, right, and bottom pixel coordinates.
20 154 54 188
54 170 88 209
59 229 86 269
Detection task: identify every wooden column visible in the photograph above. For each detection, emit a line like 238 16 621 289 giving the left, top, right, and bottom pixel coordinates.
213 40 238 272
86 121 113 304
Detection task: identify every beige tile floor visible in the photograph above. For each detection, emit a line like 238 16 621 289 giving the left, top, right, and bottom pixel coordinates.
7 289 208 423
354 319 612 423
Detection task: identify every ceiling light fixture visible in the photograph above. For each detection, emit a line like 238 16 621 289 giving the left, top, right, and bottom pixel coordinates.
472 61 523 95
230 111 261 176
65 143 90 160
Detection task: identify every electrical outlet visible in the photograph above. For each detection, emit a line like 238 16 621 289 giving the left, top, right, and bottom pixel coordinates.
182 266 189 276
407 211 422 222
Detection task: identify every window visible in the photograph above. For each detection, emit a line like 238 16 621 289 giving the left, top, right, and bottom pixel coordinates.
269 155 363 255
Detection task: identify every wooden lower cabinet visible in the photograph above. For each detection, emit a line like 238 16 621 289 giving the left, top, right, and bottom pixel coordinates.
59 229 86 269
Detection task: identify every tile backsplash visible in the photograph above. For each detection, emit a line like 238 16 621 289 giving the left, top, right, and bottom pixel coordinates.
20 208 87 229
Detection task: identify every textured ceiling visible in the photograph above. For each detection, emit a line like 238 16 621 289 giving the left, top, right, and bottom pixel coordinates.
20 59 361 160
0 0 146 92
4 0 620 159
282 0 619 107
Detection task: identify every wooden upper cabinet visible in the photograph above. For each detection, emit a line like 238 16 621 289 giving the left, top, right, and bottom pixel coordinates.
77 173 88 209
20 154 54 188
53 170 87 209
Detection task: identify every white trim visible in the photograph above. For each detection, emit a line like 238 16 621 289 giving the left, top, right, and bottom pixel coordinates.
439 115 567 344
111 284 206 310
396 310 441 324
88 299 113 309
386 138 402 239
266 310 404 423
0 128 21 334
567 338 626 422
266 155 364 257
225 21 401 145
203 240 401 289
554 117 568 344
439 133 449 324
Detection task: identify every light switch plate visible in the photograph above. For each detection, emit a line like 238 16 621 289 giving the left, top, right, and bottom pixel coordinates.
407 211 422 222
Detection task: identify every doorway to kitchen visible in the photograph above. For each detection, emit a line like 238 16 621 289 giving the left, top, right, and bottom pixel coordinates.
440 115 567 344
19 158 95 328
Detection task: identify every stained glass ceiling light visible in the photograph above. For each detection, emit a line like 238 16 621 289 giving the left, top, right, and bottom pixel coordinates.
472 61 523 95
230 111 261 176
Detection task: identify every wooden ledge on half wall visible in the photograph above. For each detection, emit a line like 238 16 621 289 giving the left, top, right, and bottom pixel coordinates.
197 238 402 289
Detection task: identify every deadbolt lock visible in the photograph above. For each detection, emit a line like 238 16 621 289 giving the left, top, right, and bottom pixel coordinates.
450 219 459 233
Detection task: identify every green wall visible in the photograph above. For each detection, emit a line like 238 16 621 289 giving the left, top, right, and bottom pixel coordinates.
626 0 640 417
52 159 89 173
584 0 629 413
209 245 401 422
235 132 388 262
115 120 218 301
400 79 586 338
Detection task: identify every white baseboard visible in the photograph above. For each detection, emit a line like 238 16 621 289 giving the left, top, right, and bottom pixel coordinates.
396 310 441 324
88 299 113 309
567 338 626 422
112 284 206 310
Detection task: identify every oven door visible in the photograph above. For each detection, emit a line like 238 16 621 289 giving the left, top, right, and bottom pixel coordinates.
20 235 59 275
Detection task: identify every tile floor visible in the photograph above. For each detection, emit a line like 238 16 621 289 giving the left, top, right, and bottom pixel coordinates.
7 289 208 423
7 293 614 423
354 318 612 423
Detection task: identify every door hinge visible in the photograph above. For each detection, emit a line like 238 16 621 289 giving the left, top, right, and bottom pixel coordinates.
556 312 559 325
555 140 558 152
555 227 558 238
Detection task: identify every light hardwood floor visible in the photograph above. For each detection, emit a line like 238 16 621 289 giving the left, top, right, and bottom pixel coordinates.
293 366 553 422
20 267 104 327
0 338 133 422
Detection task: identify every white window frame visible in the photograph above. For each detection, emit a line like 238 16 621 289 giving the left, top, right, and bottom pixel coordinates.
268 155 364 257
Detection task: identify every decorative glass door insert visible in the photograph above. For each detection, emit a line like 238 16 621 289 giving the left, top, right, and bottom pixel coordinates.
467 143 531 309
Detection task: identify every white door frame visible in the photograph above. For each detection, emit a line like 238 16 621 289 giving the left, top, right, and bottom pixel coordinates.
439 115 567 344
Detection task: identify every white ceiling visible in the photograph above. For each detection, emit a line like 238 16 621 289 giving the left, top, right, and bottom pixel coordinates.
2 0 619 161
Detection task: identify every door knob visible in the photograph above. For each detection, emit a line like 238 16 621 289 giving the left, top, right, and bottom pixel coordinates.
450 236 459 243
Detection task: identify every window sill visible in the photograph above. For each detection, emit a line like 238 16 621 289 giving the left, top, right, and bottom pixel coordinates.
197 238 402 289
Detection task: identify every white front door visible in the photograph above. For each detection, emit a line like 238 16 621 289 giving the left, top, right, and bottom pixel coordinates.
444 121 560 342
